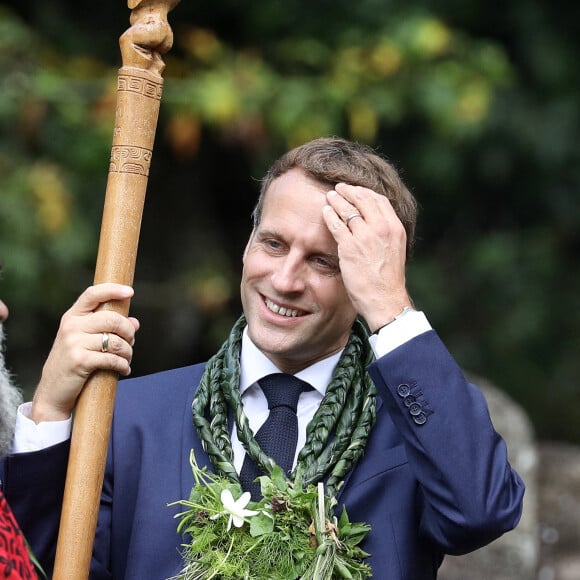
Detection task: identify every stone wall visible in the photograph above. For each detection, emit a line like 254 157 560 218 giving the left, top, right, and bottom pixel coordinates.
437 376 580 580
536 442 580 580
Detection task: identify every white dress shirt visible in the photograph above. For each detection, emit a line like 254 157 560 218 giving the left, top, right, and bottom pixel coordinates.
13 311 431 468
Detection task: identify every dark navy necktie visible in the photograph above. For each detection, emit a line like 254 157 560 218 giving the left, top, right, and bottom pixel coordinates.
239 373 311 500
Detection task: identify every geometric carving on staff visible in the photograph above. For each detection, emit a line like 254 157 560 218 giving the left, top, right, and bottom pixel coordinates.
118 73 163 100
109 145 153 175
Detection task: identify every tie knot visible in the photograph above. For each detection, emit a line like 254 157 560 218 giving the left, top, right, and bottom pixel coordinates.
259 373 311 413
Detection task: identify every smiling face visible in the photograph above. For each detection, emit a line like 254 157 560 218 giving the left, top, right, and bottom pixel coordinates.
240 168 357 374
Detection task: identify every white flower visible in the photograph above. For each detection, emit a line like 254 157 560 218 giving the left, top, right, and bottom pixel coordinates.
211 489 259 531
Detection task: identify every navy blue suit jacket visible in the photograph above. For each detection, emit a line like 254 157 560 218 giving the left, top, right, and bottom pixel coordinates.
2 331 524 579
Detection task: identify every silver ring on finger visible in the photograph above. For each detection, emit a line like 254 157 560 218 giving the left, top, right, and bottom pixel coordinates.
101 332 110 353
345 212 363 226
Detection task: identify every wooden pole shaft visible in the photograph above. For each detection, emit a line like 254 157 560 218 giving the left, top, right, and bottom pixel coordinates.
53 2 179 578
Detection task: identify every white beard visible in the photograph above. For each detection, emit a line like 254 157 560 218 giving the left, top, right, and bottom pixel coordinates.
0 323 23 457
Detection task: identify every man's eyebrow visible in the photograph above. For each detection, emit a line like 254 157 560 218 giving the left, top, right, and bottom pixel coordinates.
256 228 282 239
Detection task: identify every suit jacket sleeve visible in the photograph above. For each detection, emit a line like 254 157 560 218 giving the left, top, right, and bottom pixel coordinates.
366 329 525 555
1 440 70 574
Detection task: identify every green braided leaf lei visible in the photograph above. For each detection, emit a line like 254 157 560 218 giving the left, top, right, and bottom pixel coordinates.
172 316 377 579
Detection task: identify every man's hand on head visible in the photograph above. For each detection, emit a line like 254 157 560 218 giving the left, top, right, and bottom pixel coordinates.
322 183 413 331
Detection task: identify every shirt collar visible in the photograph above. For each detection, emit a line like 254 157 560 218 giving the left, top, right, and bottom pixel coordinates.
239 326 342 398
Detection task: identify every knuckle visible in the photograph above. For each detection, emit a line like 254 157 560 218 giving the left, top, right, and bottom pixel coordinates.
69 349 89 370
107 334 121 355
106 314 124 334
110 337 132 359
59 313 76 333
105 314 117 329
110 353 131 373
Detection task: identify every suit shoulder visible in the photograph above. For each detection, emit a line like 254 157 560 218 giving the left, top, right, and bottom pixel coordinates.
117 362 207 397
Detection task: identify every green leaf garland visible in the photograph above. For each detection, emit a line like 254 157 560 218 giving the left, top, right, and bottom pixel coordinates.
169 452 372 580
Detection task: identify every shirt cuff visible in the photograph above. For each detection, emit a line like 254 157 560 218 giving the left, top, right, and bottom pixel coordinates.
369 310 432 358
12 402 72 453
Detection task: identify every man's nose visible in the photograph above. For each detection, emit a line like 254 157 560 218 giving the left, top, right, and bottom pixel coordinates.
271 256 306 294
0 299 8 322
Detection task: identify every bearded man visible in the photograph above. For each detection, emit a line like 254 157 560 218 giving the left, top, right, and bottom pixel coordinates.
0 296 37 579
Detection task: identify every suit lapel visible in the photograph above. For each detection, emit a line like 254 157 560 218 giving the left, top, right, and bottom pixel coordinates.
179 366 213 502
333 393 414 507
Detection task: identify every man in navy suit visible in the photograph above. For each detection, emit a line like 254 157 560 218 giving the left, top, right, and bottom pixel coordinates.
2 137 524 579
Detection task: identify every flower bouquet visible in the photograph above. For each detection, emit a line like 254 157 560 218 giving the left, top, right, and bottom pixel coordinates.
169 451 372 579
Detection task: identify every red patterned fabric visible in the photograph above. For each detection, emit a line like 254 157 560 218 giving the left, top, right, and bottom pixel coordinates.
0 491 37 579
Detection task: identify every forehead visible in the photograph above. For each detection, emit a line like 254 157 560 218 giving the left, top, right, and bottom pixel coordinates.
261 168 328 218
258 169 338 252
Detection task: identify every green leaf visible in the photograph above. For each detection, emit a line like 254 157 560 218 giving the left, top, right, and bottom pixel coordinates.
249 512 275 537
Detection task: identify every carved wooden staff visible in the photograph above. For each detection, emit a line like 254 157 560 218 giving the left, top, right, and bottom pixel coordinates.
53 1 180 577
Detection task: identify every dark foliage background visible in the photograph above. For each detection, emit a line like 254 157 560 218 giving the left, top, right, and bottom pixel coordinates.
1 0 579 443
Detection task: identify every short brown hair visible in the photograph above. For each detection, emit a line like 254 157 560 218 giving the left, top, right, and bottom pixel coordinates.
253 137 418 256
